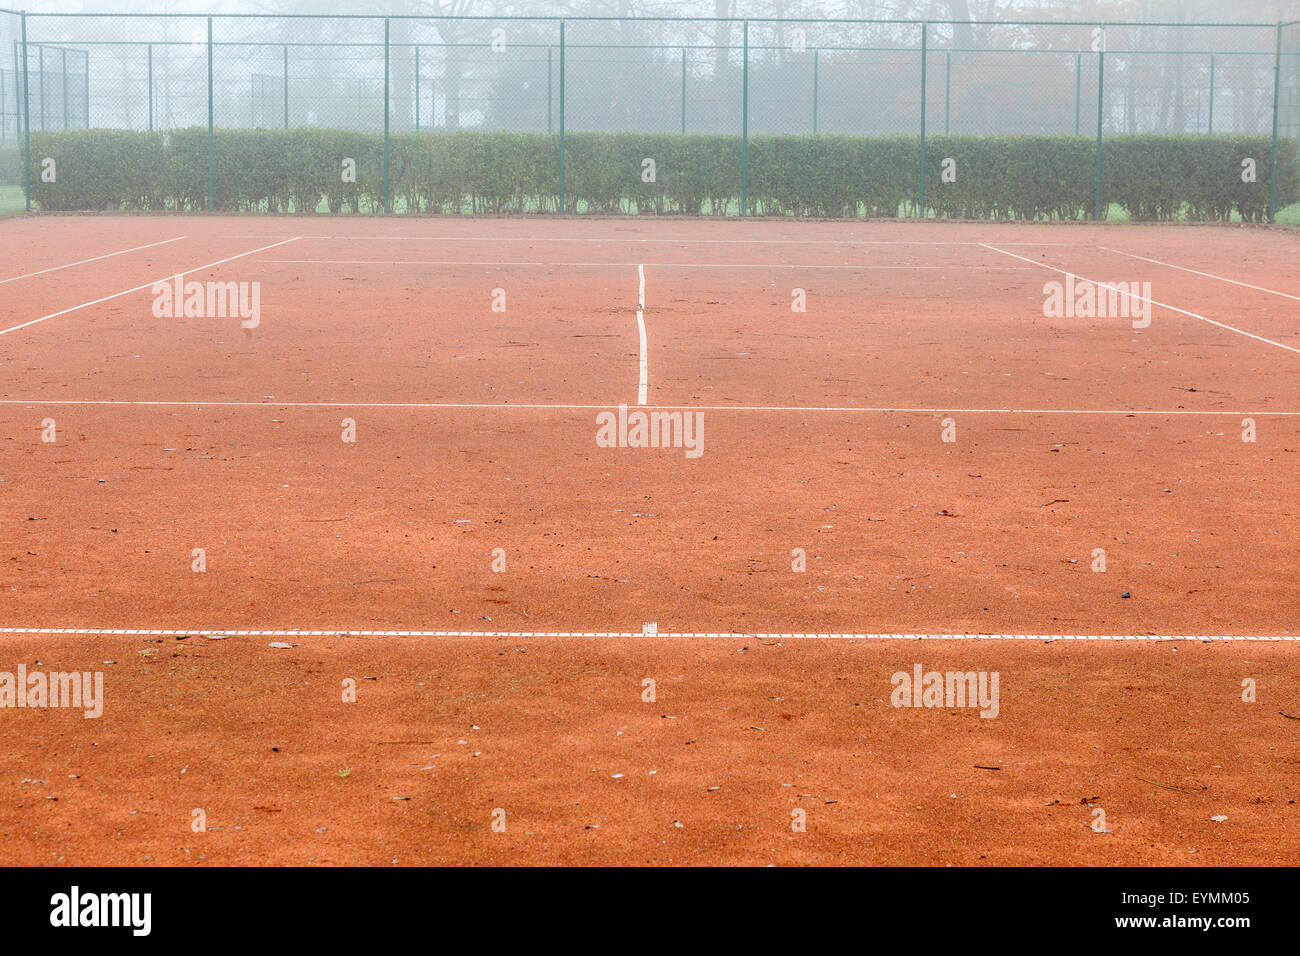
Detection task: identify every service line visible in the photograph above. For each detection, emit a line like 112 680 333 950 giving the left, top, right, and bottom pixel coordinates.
0 627 1294 641
256 259 1033 270
1 400 1297 415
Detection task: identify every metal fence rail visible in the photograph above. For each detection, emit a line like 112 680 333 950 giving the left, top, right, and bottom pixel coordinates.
6 12 1299 219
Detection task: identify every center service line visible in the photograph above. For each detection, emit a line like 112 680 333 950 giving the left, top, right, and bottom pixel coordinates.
637 263 648 406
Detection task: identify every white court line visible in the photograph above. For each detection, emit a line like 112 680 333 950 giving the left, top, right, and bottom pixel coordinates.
636 264 648 405
257 258 1031 270
0 237 301 337
225 235 1083 246
0 627 1293 641
0 236 188 287
1096 245 1300 303
979 243 1300 357
1 399 1297 416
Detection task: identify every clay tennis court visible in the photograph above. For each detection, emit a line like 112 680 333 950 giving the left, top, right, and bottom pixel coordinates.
1 215 1297 865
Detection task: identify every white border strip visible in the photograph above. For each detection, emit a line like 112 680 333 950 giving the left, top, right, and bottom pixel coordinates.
0 237 301 337
0 627 1294 641
1097 245 1300 303
0 236 188 287
979 242 1300 356
1 400 1297 416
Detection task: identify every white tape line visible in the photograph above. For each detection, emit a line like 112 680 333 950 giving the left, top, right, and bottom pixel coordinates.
979 242 1300 356
1097 245 1300 303
1 400 1297 415
637 263 648 406
256 259 1032 270
0 236 188 287
0 628 1293 641
0 237 301 336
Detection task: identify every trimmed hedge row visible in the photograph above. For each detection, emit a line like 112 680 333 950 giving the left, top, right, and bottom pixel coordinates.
0 145 21 187
24 128 1298 221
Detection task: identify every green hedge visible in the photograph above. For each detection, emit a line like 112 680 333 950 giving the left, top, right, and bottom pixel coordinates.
24 128 1299 221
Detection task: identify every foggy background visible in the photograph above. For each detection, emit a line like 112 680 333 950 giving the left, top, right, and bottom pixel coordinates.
3 0 1296 144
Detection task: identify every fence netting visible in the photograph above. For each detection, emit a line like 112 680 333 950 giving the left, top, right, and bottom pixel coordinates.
1100 23 1280 136
1284 21 1300 142
5 13 1298 219
0 9 20 211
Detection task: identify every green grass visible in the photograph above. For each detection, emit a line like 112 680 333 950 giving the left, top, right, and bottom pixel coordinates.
0 185 25 214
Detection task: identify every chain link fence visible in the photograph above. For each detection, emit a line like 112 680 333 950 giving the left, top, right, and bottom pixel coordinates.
1284 21 1300 143
0 8 22 211
7 11 1299 219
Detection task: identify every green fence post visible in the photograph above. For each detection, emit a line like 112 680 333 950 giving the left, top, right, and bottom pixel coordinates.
813 48 819 134
147 43 153 131
546 46 551 133
20 11 28 210
1207 54 1214 133
1074 52 1081 135
919 23 926 219
383 18 390 215
415 45 420 131
61 48 67 130
82 49 88 128
741 20 748 216
559 20 565 213
944 49 950 135
1095 41 1104 220
38 44 43 131
207 16 214 212
1270 23 1281 222
283 45 288 129
680 47 686 134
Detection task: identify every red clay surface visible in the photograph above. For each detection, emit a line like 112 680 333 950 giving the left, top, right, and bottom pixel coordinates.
1 635 1297 866
0 215 1297 865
